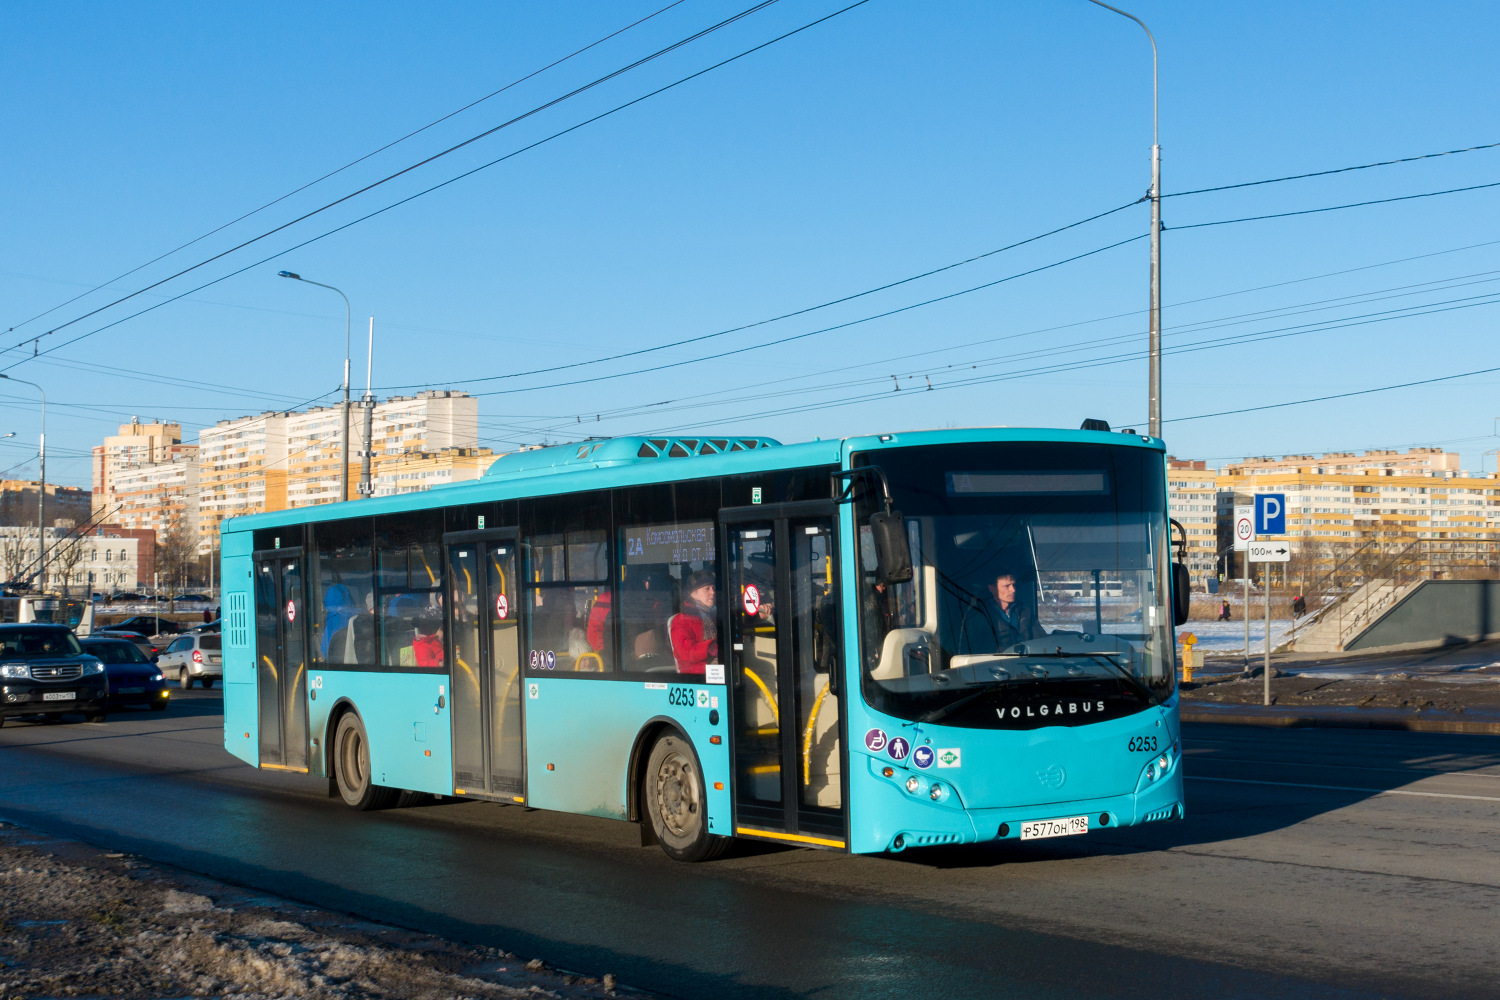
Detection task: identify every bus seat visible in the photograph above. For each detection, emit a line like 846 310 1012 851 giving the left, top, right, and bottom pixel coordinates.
872 628 931 680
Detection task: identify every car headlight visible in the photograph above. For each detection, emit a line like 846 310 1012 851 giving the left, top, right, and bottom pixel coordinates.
82 658 105 675
152 672 163 682
0 663 29 679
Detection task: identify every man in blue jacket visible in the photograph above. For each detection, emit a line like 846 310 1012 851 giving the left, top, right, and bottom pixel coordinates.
958 571 1044 653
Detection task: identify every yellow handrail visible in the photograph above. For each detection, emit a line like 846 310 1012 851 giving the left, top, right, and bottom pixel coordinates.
802 681 830 786
576 652 605 673
742 666 778 725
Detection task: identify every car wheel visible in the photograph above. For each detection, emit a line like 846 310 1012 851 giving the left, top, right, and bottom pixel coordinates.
85 712 106 724
178 669 192 690
644 733 726 862
333 713 398 811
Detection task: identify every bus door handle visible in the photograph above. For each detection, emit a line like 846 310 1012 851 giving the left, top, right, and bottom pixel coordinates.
435 685 446 713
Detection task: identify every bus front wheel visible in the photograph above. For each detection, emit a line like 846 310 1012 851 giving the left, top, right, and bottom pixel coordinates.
333 713 398 811
645 734 725 862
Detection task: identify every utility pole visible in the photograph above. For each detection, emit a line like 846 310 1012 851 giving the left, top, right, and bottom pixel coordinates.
359 317 376 497
1084 0 1161 436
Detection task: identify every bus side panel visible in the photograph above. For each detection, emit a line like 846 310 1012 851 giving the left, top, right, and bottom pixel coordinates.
313 670 454 795
525 677 731 832
221 529 259 767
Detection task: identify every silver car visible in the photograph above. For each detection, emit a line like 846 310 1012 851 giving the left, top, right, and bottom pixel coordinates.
156 632 222 689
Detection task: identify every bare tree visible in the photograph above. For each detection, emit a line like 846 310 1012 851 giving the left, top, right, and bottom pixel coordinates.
157 512 196 610
50 520 85 597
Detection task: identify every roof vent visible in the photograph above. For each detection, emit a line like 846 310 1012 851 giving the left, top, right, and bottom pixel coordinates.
1080 418 1110 432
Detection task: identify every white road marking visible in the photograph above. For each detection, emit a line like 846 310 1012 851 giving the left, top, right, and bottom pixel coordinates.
1187 775 1500 803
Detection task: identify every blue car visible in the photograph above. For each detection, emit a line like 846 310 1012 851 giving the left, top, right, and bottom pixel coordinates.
79 636 170 711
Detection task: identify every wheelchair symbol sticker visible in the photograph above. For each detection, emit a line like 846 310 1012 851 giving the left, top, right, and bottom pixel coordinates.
864 728 887 752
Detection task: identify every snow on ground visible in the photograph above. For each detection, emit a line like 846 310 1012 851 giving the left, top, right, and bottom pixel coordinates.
1178 618 1309 656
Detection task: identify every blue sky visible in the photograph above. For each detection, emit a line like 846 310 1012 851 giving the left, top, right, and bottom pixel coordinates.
5 1 1500 488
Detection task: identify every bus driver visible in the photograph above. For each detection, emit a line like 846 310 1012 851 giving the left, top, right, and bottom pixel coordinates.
958 570 1044 653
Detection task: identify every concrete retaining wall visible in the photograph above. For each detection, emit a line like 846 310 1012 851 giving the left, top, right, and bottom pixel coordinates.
1347 579 1500 651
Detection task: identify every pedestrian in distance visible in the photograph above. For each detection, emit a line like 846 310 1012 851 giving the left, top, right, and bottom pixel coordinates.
1218 598 1232 621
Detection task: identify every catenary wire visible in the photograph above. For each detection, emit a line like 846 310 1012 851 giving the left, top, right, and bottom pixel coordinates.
1166 140 1500 198
1154 365 1500 424
0 0 873 377
2 0 691 338
2 0 785 356
1174 179 1500 230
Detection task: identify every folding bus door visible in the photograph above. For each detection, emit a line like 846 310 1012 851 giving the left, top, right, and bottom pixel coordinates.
722 503 847 849
252 549 309 771
446 532 525 801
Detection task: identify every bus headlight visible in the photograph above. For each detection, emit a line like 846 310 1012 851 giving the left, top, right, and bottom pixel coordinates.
1141 743 1178 785
905 776 922 794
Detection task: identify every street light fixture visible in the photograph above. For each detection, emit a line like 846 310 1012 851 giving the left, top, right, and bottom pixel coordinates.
0 374 46 591
1084 0 1161 438
278 270 351 503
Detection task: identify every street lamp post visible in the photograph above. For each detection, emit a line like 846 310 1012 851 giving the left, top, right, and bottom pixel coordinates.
278 271 351 503
1085 0 1161 438
1 374 46 591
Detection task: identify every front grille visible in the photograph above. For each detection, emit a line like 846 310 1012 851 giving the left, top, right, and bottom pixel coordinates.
31 663 83 681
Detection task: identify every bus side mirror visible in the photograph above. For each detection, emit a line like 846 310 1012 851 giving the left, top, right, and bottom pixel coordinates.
1172 563 1190 626
870 511 913 585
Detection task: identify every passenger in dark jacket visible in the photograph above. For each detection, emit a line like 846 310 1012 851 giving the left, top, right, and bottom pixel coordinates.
958 572 1044 653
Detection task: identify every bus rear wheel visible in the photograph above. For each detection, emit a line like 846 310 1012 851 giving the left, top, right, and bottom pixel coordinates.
333 713 398 811
645 734 725 862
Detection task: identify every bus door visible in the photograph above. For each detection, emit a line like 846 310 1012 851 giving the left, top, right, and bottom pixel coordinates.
253 549 309 771
722 503 847 849
445 532 525 801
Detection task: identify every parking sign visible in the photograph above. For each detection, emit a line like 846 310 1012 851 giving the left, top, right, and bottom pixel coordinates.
1255 493 1286 536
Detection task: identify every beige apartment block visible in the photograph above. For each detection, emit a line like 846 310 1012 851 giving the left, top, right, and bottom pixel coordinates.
0 480 93 530
1226 447 1460 477
373 447 499 496
110 456 199 541
197 412 289 545
370 390 478 458
1216 452 1500 584
90 418 187 516
285 405 368 508
1166 459 1220 591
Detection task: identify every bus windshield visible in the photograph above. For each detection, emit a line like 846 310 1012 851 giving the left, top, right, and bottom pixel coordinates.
854 441 1174 729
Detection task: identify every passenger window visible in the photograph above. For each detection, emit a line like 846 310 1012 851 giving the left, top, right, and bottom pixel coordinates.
312 517 375 666
619 520 717 675
374 512 445 668
524 496 614 674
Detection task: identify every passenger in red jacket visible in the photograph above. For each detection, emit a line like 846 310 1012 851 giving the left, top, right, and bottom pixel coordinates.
670 571 718 676
586 588 611 654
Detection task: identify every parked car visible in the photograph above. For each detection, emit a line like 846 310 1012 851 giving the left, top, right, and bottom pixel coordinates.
111 592 145 603
187 618 220 634
100 616 185 637
176 594 212 603
78 636 170 711
0 624 108 725
156 632 222 689
93 630 166 661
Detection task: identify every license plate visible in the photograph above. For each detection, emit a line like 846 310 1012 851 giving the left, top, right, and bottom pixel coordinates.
42 691 76 702
1020 815 1089 840
118 687 145 695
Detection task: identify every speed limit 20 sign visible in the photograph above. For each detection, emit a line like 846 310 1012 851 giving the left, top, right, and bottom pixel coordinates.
1233 505 1254 551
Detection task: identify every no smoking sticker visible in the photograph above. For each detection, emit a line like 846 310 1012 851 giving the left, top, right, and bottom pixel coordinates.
742 584 761 616
495 593 509 619
286 600 296 623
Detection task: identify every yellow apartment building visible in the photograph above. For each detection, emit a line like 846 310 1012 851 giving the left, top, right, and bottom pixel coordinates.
373 447 500 496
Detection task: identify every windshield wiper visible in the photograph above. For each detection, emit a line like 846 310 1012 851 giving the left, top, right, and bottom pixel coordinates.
1025 650 1154 701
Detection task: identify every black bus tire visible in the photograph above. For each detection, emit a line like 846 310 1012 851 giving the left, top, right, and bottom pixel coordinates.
333 713 398 811
645 734 726 862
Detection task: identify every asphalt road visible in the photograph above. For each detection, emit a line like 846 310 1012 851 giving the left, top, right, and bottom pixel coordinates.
0 692 1496 1000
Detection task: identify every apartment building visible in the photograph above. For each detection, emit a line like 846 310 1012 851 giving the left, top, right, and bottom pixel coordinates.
110 457 199 544
373 447 499 496
90 419 188 516
285 405 368 508
197 412 289 546
1166 459 1220 591
369 391 478 458
0 481 92 531
1216 449 1500 582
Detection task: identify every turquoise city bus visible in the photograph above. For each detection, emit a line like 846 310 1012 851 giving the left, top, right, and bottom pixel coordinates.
221 425 1188 860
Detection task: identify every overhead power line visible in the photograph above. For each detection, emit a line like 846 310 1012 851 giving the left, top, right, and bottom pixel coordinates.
1168 140 1500 198
3 0 691 338
2 0 784 357
1158 365 1500 424
1175 179 1500 230
0 0 873 376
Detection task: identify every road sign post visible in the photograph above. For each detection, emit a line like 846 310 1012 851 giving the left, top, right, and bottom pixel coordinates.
1234 505 1253 667
1250 495 1287 706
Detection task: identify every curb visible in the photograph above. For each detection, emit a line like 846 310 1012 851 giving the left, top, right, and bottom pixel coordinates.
1181 707 1500 736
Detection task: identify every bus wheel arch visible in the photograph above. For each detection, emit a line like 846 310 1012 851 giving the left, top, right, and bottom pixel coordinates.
633 720 726 862
329 704 398 811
